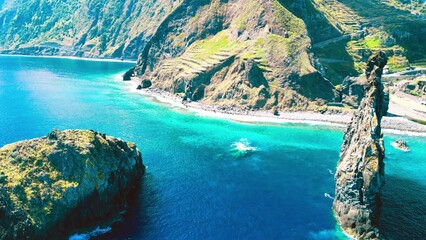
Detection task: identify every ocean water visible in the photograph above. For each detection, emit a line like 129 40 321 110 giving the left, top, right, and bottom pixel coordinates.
0 55 425 240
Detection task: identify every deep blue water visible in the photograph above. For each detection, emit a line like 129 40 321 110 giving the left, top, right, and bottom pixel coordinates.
0 55 425 240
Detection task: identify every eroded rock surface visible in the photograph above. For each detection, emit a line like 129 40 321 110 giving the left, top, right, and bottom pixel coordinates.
333 51 388 239
0 130 144 239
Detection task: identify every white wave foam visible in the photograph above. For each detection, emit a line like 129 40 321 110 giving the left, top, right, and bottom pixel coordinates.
233 139 256 152
69 226 112 240
328 169 334 175
230 138 257 158
324 193 334 199
113 73 124 82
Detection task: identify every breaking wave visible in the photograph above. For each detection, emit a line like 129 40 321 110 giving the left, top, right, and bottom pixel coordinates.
230 138 257 158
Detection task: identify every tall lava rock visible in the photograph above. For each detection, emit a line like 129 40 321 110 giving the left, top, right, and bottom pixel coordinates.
333 51 388 239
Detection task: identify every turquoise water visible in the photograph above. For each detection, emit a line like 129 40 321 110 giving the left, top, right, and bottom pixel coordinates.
0 55 425 239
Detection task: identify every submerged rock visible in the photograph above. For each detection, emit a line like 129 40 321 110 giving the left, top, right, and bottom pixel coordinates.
333 51 388 239
0 130 144 240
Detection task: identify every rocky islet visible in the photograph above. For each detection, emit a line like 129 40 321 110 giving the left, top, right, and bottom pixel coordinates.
0 130 144 240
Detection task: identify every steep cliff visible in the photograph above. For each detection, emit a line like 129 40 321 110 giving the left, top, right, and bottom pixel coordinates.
0 130 144 239
134 0 338 111
333 51 388 239
0 0 178 59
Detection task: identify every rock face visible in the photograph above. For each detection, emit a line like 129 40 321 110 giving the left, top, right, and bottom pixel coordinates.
341 77 389 116
123 67 135 81
341 76 368 108
333 51 388 239
0 130 144 239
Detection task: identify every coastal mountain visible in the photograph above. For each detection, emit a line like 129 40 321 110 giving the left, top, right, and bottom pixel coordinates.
134 0 338 111
1 0 425 109
0 0 178 59
333 51 388 239
0 130 144 239
1 0 425 72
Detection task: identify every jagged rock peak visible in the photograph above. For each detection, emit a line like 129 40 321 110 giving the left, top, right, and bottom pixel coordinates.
333 51 388 239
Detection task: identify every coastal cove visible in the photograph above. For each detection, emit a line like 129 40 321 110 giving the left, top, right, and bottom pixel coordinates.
0 56 425 239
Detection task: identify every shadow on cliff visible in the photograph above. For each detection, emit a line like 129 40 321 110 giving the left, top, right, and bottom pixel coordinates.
379 175 426 240
276 0 356 84
94 173 157 239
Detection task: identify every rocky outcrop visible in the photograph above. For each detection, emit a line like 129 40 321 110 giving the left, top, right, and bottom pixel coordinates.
391 139 410 152
123 67 135 81
333 51 388 239
0 130 144 239
140 79 153 89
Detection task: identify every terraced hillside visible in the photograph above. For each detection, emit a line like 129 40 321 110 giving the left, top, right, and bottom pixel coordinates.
304 0 426 83
135 0 338 111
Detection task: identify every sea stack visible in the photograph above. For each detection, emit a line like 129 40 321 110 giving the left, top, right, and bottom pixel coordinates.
0 130 144 239
333 51 388 239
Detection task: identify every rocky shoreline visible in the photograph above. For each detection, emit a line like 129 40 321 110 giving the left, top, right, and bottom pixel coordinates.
125 78 426 135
